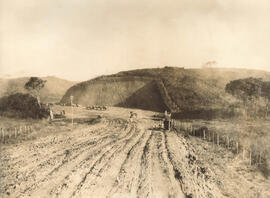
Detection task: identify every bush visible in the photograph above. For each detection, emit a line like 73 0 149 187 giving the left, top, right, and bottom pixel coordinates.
0 93 49 119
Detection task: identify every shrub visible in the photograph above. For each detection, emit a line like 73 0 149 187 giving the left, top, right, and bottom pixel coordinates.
0 93 49 119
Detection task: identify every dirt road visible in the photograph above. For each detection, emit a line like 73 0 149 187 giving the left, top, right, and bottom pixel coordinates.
1 107 268 198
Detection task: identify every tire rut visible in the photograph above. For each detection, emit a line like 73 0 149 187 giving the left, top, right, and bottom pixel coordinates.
108 129 151 197
136 130 154 198
45 124 136 198
164 131 220 198
164 132 188 196
68 124 138 198
16 124 131 197
153 131 185 198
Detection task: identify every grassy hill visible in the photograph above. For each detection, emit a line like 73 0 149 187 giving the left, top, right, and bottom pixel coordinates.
0 76 77 103
61 67 270 117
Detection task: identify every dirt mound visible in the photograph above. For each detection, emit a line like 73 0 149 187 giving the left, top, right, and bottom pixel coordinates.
61 77 169 112
0 93 49 119
61 67 270 115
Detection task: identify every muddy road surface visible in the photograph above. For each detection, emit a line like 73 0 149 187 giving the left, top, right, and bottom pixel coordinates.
1 107 267 198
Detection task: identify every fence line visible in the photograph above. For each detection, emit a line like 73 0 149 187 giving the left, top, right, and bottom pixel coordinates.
171 119 266 166
0 125 34 144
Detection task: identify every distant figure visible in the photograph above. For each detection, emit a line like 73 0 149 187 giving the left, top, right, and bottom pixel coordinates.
60 110 65 115
167 112 171 119
49 108 54 120
164 110 171 131
129 111 137 123
164 110 168 117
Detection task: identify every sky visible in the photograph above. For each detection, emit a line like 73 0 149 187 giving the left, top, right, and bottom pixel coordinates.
0 0 270 81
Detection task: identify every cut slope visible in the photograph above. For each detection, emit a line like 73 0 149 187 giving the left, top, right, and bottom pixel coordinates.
61 77 169 112
61 67 270 113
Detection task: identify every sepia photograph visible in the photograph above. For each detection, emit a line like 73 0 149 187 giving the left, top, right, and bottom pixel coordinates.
0 1 270 197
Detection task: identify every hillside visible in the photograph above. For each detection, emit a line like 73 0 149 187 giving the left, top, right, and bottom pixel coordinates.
61 67 270 115
0 76 77 103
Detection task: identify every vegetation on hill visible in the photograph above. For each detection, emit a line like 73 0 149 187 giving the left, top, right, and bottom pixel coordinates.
61 67 270 118
225 77 270 119
0 93 49 119
24 77 47 107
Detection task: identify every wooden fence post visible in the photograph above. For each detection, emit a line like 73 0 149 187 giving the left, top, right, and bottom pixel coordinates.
249 149 252 166
2 129 5 143
9 129 12 138
255 154 259 165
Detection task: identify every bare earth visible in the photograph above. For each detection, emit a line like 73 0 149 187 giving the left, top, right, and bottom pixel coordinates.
0 107 269 198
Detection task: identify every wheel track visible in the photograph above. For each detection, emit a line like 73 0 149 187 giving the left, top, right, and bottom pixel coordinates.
7 121 113 167
164 131 219 198
136 130 154 198
17 126 121 183
87 126 142 181
16 124 131 197
153 131 185 198
164 132 188 196
44 124 137 198
5 123 114 173
81 127 148 197
108 129 151 197
69 124 140 198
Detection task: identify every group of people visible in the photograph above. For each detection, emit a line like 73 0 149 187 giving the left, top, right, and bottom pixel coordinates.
86 105 107 111
128 110 172 131
49 109 65 121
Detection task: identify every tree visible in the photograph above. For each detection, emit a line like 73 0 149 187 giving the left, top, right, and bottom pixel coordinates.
24 77 46 107
201 61 217 69
225 78 270 119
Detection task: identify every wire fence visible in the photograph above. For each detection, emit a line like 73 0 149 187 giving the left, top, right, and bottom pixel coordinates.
171 119 268 166
0 125 34 144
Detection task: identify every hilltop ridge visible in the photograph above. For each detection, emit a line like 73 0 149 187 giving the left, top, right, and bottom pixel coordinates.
61 67 270 116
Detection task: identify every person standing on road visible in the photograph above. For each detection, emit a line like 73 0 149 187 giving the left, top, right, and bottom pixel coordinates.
129 111 134 123
49 108 54 121
164 110 171 131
